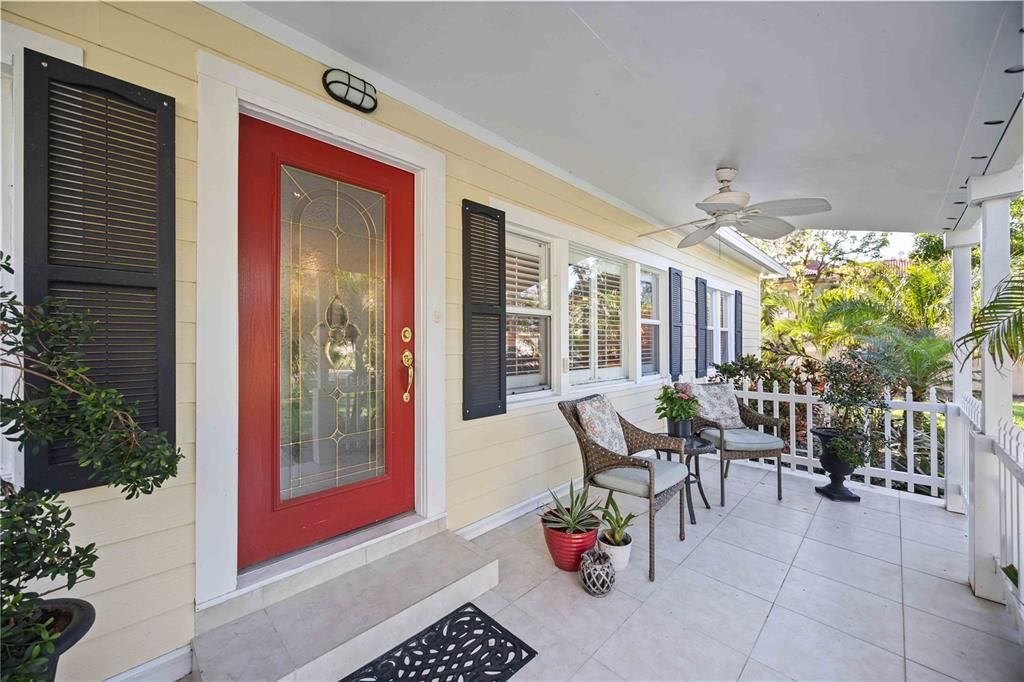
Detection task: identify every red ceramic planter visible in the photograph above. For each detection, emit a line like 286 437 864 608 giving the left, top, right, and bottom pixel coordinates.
542 514 598 571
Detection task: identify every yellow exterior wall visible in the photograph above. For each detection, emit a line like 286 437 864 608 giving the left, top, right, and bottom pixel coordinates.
2 3 765 679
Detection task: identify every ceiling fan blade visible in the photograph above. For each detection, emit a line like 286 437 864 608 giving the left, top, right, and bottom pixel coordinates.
744 198 831 217
734 216 796 240
677 223 721 248
696 201 744 214
636 217 714 238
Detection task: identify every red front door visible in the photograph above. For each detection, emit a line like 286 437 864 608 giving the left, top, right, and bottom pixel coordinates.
238 115 416 569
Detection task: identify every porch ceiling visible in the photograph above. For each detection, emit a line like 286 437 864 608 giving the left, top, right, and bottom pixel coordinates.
238 1 1022 235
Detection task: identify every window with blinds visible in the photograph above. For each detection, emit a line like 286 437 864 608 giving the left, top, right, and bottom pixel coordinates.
639 271 660 376
505 234 551 394
568 249 626 385
22 49 175 492
707 286 733 368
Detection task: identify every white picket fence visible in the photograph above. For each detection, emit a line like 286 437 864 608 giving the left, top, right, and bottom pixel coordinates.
994 417 1024 632
734 380 948 497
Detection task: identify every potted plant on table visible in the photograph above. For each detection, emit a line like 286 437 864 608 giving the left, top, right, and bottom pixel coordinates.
597 496 636 571
0 253 182 680
655 382 700 438
541 481 601 571
810 351 892 503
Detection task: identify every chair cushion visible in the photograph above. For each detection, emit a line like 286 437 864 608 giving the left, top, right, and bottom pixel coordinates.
687 383 745 429
593 455 689 498
576 395 628 456
701 427 785 452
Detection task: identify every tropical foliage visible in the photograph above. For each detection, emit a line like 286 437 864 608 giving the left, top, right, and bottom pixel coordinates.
0 253 182 681
817 351 895 469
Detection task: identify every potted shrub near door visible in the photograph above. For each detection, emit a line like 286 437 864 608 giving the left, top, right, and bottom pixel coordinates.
597 496 636 571
811 351 892 503
541 482 601 571
655 382 700 438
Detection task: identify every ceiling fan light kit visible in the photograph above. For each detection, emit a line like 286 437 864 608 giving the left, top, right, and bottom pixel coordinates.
641 167 832 248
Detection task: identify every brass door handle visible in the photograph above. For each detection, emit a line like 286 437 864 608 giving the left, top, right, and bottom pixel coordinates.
402 349 414 402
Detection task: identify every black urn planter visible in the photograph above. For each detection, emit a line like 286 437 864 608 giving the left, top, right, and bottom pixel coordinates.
40 598 96 681
811 428 861 503
667 418 693 438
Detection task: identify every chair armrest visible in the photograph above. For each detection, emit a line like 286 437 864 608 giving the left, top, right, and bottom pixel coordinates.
738 402 786 430
580 438 654 479
619 417 685 456
693 415 723 433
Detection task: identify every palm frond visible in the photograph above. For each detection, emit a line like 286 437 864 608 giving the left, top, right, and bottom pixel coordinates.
955 272 1024 367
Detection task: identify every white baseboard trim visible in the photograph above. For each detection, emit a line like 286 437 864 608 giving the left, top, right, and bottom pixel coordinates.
456 478 582 541
105 645 191 682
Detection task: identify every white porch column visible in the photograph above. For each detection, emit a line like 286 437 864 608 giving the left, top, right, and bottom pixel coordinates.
943 223 977 515
965 165 1019 601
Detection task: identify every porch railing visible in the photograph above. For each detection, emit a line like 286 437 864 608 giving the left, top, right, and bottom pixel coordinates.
734 380 948 498
994 417 1024 637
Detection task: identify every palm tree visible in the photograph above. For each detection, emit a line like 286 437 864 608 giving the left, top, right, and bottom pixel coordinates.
955 272 1024 367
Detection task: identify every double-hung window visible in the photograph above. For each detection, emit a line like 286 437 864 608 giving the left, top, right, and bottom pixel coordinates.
639 271 660 376
568 249 626 385
706 286 734 366
505 234 552 394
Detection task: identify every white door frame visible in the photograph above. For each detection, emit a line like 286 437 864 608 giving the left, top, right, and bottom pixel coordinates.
195 52 446 604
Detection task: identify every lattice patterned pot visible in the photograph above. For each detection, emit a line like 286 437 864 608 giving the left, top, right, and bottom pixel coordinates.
578 549 616 597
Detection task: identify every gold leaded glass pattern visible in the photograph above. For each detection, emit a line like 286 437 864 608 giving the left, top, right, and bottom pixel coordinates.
279 165 386 501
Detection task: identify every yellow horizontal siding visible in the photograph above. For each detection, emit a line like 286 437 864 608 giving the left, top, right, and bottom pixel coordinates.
2 2 767 677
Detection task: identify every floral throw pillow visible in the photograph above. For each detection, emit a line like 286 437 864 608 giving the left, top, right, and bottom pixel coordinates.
689 383 745 429
576 395 628 456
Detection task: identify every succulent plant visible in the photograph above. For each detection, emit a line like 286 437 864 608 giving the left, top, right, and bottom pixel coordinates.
600 496 636 546
541 481 601 533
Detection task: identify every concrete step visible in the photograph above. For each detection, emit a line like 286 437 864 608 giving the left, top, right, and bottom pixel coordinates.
192 532 498 681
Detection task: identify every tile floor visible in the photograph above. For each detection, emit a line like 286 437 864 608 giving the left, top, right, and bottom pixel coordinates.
467 457 1024 681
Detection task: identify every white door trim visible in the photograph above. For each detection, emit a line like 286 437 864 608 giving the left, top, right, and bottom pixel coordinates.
195 52 446 604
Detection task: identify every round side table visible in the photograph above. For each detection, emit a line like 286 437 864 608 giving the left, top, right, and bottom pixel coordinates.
653 434 715 525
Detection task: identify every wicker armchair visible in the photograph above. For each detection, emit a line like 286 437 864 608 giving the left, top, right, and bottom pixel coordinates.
558 395 688 582
694 398 787 506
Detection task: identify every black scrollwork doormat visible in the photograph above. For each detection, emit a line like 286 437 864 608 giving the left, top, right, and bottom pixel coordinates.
341 602 537 682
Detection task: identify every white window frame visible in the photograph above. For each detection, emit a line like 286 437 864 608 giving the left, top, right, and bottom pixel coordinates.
497 202 671 409
638 269 661 377
505 232 553 396
707 286 734 368
567 247 629 386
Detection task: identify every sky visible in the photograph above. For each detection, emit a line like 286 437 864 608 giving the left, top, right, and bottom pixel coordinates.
880 231 915 260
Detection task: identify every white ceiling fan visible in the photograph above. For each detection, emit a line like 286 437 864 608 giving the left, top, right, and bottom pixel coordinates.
640 168 832 248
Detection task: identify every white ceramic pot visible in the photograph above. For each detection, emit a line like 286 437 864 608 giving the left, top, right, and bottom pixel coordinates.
597 532 632 572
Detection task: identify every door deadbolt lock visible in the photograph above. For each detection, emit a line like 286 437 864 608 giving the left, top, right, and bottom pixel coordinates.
401 327 413 343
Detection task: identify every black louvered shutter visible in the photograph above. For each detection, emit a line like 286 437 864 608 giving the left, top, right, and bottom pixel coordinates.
668 267 683 380
695 277 708 378
734 290 743 361
462 200 506 419
23 49 175 492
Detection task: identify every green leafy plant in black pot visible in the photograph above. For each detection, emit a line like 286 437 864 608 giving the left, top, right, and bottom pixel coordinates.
0 253 182 681
811 351 893 503
655 383 700 438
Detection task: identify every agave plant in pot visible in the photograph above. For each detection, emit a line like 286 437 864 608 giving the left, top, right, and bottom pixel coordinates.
597 496 636 571
541 482 601 571
811 351 892 503
655 382 700 438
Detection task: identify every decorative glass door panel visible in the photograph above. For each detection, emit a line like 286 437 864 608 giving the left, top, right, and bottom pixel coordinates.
279 165 387 502
238 116 415 569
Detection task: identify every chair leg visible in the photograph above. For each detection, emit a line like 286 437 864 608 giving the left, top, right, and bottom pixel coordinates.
724 460 730 478
720 456 726 507
679 485 686 540
648 497 656 582
777 454 783 500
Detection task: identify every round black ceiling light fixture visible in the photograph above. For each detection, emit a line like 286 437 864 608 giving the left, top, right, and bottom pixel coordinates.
946 217 958 221
971 155 989 160
322 68 378 113
954 201 966 205
984 119 1005 125
1004 65 1024 74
